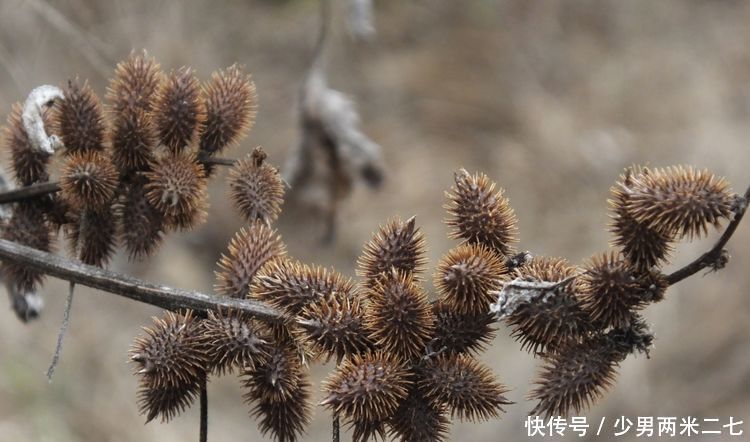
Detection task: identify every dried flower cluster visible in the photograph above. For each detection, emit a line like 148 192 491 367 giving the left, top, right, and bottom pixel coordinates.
491 164 740 418
0 51 257 320
1 50 746 442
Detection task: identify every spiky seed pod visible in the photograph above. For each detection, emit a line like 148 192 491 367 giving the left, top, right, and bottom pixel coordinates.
421 354 512 421
604 314 655 359
262 320 317 365
136 381 200 423
67 208 118 267
243 345 305 403
1 203 52 291
364 270 435 360
349 419 387 442
215 224 286 298
110 109 158 173
609 167 674 271
515 256 577 282
577 252 653 329
59 151 118 211
228 147 285 225
505 257 593 354
445 169 518 256
4 103 52 185
389 387 450 442
624 165 734 239
107 51 162 114
130 310 208 389
144 152 208 230
431 301 496 355
528 335 623 418
251 259 354 316
250 377 312 442
202 310 270 375
54 79 105 154
117 178 166 260
200 64 257 155
321 351 410 424
389 391 445 439
356 216 427 286
297 291 373 363
153 67 206 153
435 243 507 315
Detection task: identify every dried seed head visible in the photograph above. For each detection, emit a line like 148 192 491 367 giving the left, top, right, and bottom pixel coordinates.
130 310 208 390
431 301 496 355
4 103 52 185
388 386 450 442
1 203 52 291
528 335 622 418
215 224 286 298
297 291 373 363
349 419 387 442
200 64 257 155
243 345 305 403
249 376 312 442
445 169 518 256
321 351 410 424
107 51 162 114
435 243 507 315
577 252 653 329
153 67 206 153
203 310 270 375
625 165 735 239
229 147 285 225
251 259 354 316
110 109 158 173
144 152 208 230
60 151 118 211
505 257 593 354
364 270 435 360
117 178 166 260
67 208 118 267
137 381 200 423
356 216 427 285
54 79 105 154
609 167 674 271
421 354 512 421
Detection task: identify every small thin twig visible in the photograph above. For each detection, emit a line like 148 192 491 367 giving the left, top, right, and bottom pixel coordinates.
332 415 340 442
0 157 237 205
199 374 208 442
0 239 284 322
666 185 750 285
0 181 60 204
46 281 75 381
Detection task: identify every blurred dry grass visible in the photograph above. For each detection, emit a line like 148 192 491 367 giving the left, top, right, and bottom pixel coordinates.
0 0 749 441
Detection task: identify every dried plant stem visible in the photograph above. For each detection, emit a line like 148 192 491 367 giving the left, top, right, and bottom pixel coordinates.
0 181 60 204
666 184 750 285
0 157 237 205
332 415 339 442
200 373 208 442
46 281 75 381
0 239 283 321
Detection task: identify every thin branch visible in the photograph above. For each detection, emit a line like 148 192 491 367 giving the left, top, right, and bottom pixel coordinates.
46 281 75 381
0 239 284 322
0 181 60 204
332 415 340 442
666 184 750 285
199 374 208 442
0 157 237 205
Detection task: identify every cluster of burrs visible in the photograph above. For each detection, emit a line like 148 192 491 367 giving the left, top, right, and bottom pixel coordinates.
488 165 741 418
0 50 257 320
130 168 521 441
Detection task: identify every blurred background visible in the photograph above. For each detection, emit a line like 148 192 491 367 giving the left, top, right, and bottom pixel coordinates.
0 0 749 441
